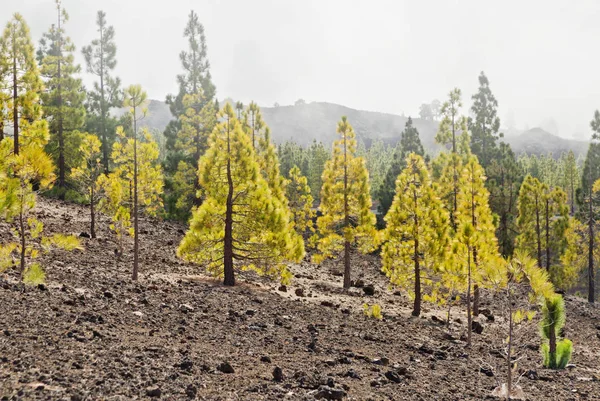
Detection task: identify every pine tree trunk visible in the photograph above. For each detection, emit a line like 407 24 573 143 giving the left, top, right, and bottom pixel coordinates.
100 27 108 175
466 246 472 347
535 197 542 268
90 186 96 239
223 117 235 286
19 209 25 274
342 129 351 289
132 112 139 281
413 238 421 317
506 288 513 401
548 314 557 368
545 198 551 271
57 9 65 197
589 178 595 304
473 285 480 317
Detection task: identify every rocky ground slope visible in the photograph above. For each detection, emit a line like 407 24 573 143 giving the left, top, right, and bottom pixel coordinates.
1 199 599 400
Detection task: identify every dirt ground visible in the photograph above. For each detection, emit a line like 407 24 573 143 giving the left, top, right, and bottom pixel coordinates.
1 198 599 400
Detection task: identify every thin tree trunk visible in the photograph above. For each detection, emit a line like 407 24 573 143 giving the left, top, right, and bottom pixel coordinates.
506 286 513 401
589 174 595 304
548 311 557 368
412 187 421 317
100 26 108 174
90 186 96 239
132 108 139 281
343 130 351 289
467 245 472 347
535 197 542 268
545 198 550 271
223 116 235 286
19 209 25 273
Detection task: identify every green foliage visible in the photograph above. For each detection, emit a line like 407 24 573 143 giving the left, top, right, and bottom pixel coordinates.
23 262 45 285
363 303 382 320
286 165 315 236
516 175 570 275
0 13 44 154
37 0 86 189
314 116 377 284
178 104 304 285
486 142 523 257
71 134 103 237
378 117 424 219
435 88 470 155
468 72 500 168
381 153 449 316
306 140 330 201
357 138 393 199
82 10 122 172
540 295 573 369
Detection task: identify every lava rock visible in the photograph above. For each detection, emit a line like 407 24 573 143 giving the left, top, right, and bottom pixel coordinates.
479 308 495 322
278 285 287 292
273 366 284 382
472 321 484 334
103 291 113 299
372 357 389 366
260 356 272 363
385 370 402 383
146 386 161 397
79 232 91 238
185 384 197 398
362 285 375 296
217 362 235 374
479 367 494 377
314 385 346 400
295 288 305 297
179 304 194 313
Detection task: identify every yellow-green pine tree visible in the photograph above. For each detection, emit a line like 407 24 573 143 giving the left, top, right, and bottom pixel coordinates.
452 156 501 346
382 153 449 316
178 104 304 286
0 13 44 155
516 175 569 274
71 134 103 238
286 165 315 235
0 132 81 283
173 91 216 212
314 116 376 289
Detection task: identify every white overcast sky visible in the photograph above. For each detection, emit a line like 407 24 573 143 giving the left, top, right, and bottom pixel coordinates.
2 0 600 138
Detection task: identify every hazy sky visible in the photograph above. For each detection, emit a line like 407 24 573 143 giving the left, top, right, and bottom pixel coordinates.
2 0 600 139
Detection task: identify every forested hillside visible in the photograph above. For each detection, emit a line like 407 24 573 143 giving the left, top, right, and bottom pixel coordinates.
1 3 600 401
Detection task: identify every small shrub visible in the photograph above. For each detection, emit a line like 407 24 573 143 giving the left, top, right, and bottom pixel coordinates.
540 295 573 369
23 262 45 285
363 303 382 319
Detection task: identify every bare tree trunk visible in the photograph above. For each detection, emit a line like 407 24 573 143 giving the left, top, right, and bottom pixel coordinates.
19 209 25 273
467 245 472 347
224 116 235 286
132 109 139 281
507 289 513 401
589 176 595 303
545 198 550 271
90 186 96 239
548 313 557 368
57 4 65 197
535 197 542 268
342 130 351 289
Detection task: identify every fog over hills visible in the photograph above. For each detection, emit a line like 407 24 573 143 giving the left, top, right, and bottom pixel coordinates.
127 99 590 158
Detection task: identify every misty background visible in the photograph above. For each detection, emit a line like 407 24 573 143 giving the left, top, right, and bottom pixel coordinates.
2 0 600 139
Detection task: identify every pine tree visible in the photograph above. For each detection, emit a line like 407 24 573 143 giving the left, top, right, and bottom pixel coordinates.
314 116 376 289
561 151 578 215
37 0 86 194
378 116 424 218
286 165 315 236
433 88 470 230
356 138 393 199
0 128 81 283
306 140 329 201
82 10 121 173
381 153 449 316
257 126 287 205
516 175 569 275
243 102 265 150
452 156 500 346
178 104 304 286
540 294 573 369
469 72 501 168
172 91 216 213
71 134 103 238
486 142 523 257
164 10 215 173
0 13 44 155
279 140 307 179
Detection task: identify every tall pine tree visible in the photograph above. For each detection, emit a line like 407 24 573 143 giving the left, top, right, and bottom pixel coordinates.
178 104 303 286
82 10 121 173
37 0 86 194
314 116 376 289
469 71 500 168
0 13 43 155
378 116 424 219
382 153 449 317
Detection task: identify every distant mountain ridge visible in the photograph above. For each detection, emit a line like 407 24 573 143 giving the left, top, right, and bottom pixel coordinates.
122 99 590 158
